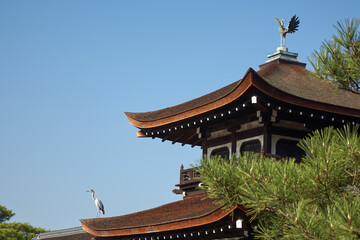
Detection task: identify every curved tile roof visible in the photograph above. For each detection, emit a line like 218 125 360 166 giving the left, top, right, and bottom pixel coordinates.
125 59 360 129
125 81 241 122
257 60 360 110
81 194 240 237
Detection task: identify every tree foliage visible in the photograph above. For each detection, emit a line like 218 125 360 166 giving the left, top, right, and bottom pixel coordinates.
0 205 47 240
0 205 15 223
197 125 360 239
309 18 360 94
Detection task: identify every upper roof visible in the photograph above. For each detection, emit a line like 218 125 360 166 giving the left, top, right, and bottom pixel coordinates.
257 59 360 111
126 80 240 123
81 194 242 237
125 58 360 130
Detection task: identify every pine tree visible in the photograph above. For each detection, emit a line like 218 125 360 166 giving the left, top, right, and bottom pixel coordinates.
309 18 360 94
0 205 47 240
197 125 360 239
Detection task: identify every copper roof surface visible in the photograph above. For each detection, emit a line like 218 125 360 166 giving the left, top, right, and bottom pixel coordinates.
125 59 360 129
81 195 239 237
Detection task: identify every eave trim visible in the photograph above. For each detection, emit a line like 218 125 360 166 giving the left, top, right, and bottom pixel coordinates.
126 68 360 130
81 205 244 237
125 68 255 129
250 70 360 119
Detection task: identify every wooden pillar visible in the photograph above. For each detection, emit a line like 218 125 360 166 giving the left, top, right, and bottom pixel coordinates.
263 116 272 154
227 122 241 158
231 130 237 157
202 141 207 157
200 127 208 158
258 110 272 155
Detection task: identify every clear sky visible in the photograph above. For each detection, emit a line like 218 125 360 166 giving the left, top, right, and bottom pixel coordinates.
1 0 359 231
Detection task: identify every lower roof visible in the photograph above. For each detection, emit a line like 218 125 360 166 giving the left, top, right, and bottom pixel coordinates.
81 194 242 237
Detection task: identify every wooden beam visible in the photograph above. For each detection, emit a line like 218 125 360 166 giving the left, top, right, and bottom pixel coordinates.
206 112 257 133
161 135 171 142
205 127 264 148
137 131 148 137
252 103 270 113
272 126 309 139
181 132 198 146
172 133 186 144
191 138 202 148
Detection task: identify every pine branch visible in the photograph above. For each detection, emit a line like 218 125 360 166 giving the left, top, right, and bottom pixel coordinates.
309 18 360 94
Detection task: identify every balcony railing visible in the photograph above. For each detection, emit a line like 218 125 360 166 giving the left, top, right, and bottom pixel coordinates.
175 153 286 196
179 165 200 185
177 153 283 186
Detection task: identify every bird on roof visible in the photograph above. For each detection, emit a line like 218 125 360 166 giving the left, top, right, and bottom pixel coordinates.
86 189 105 218
274 15 300 48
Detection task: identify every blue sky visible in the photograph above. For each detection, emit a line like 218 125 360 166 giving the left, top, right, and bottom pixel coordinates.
1 0 359 231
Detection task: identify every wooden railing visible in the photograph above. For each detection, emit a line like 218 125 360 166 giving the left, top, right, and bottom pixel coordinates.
178 153 283 186
180 165 200 185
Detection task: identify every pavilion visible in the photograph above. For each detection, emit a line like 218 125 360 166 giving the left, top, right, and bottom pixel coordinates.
36 48 360 240
80 48 360 240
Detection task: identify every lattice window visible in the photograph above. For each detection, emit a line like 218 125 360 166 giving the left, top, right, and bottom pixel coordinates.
210 147 230 160
240 140 261 154
276 139 304 162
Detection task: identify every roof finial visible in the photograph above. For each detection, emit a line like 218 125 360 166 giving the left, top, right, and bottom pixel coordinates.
274 15 300 51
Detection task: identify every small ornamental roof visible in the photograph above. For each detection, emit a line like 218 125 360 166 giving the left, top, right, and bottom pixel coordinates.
36 233 92 240
81 194 243 237
34 227 93 240
125 58 360 131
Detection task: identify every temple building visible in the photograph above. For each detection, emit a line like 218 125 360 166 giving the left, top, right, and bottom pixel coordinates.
123 49 360 197
36 48 360 240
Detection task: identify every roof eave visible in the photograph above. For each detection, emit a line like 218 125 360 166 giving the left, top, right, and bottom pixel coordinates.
126 66 360 131
81 205 244 237
125 68 256 129
251 69 360 119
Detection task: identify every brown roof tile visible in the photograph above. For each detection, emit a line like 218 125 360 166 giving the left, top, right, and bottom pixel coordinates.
125 81 240 122
81 195 241 237
125 60 360 129
81 195 221 232
257 60 360 111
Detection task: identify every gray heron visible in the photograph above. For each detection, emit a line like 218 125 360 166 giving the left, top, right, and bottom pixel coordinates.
86 189 105 217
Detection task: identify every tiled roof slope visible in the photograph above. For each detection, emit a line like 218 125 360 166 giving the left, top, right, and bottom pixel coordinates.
34 227 93 240
125 81 240 122
38 233 92 240
125 60 360 129
81 194 238 237
257 60 360 111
